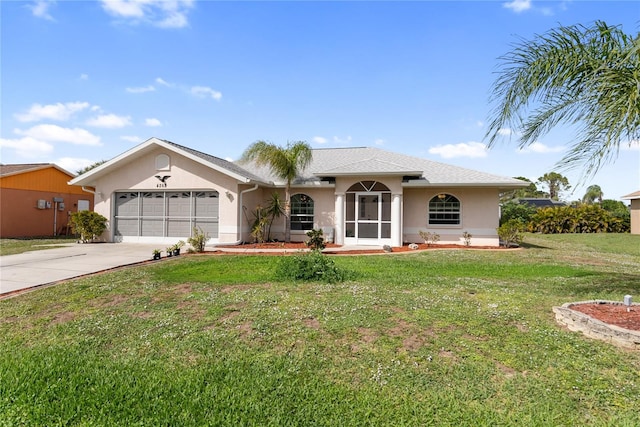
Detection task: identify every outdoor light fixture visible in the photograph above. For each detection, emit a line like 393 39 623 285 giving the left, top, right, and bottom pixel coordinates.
437 193 446 200
624 295 632 306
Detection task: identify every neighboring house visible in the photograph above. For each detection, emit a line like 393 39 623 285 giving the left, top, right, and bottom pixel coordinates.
516 198 566 208
68 138 528 247
0 163 93 238
622 190 640 235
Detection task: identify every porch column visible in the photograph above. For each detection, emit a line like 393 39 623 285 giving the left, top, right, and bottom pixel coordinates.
334 192 344 245
391 193 402 247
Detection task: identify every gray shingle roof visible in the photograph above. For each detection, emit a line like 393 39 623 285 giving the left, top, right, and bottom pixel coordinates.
242 146 526 187
160 139 266 183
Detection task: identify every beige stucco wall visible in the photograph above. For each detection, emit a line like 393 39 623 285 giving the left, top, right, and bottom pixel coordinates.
403 187 500 246
91 147 243 244
630 199 640 235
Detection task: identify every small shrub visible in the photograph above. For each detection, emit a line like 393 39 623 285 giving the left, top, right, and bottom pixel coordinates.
497 220 525 247
187 227 209 253
70 211 108 243
275 250 351 283
418 230 440 246
305 229 326 251
462 231 472 246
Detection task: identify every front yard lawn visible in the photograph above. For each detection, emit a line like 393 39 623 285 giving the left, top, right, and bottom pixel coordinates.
1 234 639 425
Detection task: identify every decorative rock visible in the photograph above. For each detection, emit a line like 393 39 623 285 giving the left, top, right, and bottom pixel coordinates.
383 245 392 253
408 243 419 250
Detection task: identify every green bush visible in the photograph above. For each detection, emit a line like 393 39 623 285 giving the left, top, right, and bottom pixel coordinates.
500 201 537 225
187 227 210 253
275 250 351 283
70 211 108 243
529 205 629 234
497 219 525 247
305 229 326 251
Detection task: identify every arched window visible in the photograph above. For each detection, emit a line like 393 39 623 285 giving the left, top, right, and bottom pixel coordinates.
155 154 170 170
428 194 460 225
291 194 314 231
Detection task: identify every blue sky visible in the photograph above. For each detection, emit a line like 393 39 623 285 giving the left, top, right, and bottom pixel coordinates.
2 0 638 202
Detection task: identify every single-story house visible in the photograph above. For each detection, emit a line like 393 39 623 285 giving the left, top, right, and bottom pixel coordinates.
0 163 93 238
68 137 528 247
622 190 640 235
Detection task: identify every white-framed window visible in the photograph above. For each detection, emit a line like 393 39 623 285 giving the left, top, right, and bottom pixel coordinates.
155 154 170 170
428 194 461 225
290 194 314 231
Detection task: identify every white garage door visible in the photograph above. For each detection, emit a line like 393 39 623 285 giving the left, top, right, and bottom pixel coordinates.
114 191 219 238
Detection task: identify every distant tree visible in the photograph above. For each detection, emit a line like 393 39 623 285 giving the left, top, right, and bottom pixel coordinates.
537 172 570 200
485 21 640 177
241 140 313 242
500 177 544 202
76 160 107 175
582 185 604 204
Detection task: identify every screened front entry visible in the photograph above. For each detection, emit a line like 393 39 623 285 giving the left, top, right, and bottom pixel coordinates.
114 191 219 240
345 181 391 244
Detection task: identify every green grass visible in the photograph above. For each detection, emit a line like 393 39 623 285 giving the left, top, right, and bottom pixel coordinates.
0 237 77 256
1 233 639 425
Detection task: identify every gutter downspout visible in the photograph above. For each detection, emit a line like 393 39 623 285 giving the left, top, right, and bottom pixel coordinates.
226 184 259 246
81 186 96 195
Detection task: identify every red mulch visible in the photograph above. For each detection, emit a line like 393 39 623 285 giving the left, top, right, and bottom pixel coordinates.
215 242 506 255
571 303 640 332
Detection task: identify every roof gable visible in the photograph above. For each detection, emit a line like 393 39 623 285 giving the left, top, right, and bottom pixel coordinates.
69 137 265 186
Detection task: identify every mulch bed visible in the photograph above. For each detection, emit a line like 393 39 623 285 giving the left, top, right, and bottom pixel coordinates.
571 303 640 332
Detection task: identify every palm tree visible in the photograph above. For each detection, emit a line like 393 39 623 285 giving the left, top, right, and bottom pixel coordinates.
485 21 640 176
582 185 604 204
241 140 313 242
537 172 570 200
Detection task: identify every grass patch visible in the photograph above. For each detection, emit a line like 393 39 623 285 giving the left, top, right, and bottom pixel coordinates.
1 234 639 425
0 237 77 256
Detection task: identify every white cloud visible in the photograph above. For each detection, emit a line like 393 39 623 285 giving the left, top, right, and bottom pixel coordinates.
80 74 89 80
145 118 162 127
190 86 222 100
313 136 328 144
121 135 142 143
374 139 385 146
518 142 564 154
29 0 55 21
100 0 194 29
333 136 352 144
497 128 512 136
86 114 132 128
503 0 532 13
428 141 488 159
57 157 96 174
156 77 173 87
15 102 90 122
15 124 102 146
126 85 156 93
0 137 53 158
476 121 484 128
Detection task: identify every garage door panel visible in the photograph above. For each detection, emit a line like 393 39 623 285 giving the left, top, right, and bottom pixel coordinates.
167 219 191 237
115 218 138 236
115 191 219 238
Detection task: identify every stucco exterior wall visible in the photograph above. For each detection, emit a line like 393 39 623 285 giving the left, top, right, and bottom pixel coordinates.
0 188 93 238
630 199 640 235
403 187 500 246
91 147 243 243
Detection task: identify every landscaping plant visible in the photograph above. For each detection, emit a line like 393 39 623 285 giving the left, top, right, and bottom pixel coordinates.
69 211 108 243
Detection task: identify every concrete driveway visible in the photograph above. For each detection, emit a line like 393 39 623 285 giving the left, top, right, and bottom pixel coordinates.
0 243 160 297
